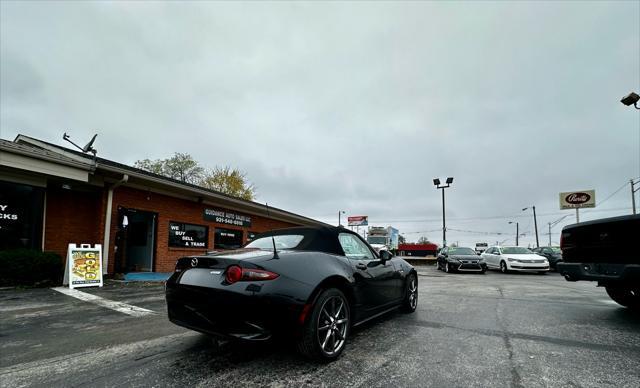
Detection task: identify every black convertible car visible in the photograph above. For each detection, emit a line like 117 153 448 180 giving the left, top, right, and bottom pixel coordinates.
165 226 418 360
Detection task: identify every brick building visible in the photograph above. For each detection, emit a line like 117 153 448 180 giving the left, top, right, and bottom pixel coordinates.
0 135 327 274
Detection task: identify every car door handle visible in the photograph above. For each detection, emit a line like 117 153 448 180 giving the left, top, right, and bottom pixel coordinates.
356 262 367 270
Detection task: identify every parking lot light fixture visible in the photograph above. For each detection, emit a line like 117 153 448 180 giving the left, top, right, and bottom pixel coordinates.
522 206 540 248
620 92 640 109
338 210 346 227
433 177 454 247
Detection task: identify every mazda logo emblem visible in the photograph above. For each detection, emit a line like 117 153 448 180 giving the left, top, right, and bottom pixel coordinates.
191 258 198 267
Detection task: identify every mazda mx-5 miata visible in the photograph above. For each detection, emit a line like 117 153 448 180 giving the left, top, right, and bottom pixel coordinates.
165 226 418 360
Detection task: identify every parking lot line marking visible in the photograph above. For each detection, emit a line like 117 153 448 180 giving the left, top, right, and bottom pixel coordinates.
51 287 156 317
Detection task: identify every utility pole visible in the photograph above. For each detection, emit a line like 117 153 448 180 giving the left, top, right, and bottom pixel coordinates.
632 179 638 215
338 210 345 226
508 221 519 246
522 206 540 248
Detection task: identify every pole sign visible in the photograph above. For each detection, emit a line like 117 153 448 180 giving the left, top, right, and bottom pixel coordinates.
559 190 596 209
64 244 103 289
347 216 368 226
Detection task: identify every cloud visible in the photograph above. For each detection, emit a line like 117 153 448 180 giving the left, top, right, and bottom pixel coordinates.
1 1 638 246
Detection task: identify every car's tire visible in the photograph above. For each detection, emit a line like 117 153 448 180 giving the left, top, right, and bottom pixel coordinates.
500 261 508 274
402 273 418 313
480 269 486 274
537 271 546 275
445 262 451 273
605 286 640 310
297 288 350 361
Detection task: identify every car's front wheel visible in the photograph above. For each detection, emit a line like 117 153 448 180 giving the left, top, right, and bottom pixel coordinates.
500 261 509 274
297 288 350 361
605 286 640 310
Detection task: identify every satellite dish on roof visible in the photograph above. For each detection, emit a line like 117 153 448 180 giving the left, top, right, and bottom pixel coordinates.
82 134 98 153
62 132 99 160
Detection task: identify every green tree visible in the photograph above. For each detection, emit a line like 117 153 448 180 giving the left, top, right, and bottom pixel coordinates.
200 166 256 201
134 154 255 200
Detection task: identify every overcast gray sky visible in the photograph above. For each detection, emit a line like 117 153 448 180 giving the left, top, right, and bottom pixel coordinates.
2 1 639 247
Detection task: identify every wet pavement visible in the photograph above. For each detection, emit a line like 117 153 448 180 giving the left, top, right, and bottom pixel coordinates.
1 266 639 387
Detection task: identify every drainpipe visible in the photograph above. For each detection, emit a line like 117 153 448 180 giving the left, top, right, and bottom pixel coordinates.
102 174 128 274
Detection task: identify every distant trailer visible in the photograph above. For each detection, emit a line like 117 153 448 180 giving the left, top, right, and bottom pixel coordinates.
398 243 439 257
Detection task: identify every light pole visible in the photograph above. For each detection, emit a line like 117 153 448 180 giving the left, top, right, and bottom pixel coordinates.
508 221 519 246
338 210 345 227
433 177 454 247
522 206 540 248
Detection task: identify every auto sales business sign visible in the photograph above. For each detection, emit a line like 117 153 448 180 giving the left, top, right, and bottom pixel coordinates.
559 190 596 209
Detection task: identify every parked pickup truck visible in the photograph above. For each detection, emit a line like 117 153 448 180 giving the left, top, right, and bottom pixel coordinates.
557 214 640 310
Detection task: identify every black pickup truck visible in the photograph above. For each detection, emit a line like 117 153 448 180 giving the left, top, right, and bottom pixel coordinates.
557 214 640 310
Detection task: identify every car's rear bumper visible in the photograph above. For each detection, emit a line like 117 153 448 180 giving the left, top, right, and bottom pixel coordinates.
165 277 306 341
557 262 640 285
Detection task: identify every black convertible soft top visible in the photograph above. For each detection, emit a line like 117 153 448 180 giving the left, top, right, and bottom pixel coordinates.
249 226 363 256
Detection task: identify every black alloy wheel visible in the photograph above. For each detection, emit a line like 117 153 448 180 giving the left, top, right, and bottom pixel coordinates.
402 273 418 313
297 288 350 360
500 261 508 274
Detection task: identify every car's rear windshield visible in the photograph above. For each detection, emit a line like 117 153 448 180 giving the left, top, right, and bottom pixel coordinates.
502 247 533 254
245 235 304 250
449 247 476 255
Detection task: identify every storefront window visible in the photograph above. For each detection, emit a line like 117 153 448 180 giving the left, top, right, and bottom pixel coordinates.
214 228 243 250
247 231 259 242
168 221 208 248
0 181 44 250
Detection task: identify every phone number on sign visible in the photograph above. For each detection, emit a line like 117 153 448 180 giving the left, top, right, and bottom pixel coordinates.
215 217 245 226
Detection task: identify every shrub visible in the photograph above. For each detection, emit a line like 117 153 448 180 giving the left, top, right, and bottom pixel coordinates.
0 249 64 287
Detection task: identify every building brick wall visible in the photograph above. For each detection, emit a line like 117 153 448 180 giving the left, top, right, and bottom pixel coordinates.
44 186 105 260
107 186 297 273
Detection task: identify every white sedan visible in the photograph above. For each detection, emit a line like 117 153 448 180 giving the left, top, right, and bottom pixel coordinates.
481 246 549 273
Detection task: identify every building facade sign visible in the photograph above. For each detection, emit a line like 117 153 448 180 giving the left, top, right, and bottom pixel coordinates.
204 208 252 227
169 221 208 248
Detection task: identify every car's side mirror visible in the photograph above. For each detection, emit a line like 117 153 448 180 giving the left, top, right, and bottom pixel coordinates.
380 250 392 262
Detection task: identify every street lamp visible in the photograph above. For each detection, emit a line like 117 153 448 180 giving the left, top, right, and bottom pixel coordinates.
522 206 540 248
338 210 346 227
620 92 640 109
508 221 519 246
433 177 454 247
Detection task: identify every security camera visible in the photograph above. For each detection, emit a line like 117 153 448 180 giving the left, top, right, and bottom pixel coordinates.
620 92 639 106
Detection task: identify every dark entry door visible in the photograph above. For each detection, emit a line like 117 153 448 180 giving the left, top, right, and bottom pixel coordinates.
116 208 157 272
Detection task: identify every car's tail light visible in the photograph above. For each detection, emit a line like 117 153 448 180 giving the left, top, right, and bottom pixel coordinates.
225 265 279 284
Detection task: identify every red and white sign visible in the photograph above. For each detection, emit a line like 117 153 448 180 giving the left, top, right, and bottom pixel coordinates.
347 216 368 226
559 190 596 209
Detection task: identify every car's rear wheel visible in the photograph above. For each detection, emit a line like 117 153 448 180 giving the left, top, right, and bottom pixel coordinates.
297 288 350 361
401 273 418 313
445 262 451 273
605 286 640 310
500 261 508 274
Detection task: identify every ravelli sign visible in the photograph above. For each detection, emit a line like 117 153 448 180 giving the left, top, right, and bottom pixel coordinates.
559 190 596 209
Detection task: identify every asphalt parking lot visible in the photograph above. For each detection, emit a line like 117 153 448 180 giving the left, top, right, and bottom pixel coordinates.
1 266 639 388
